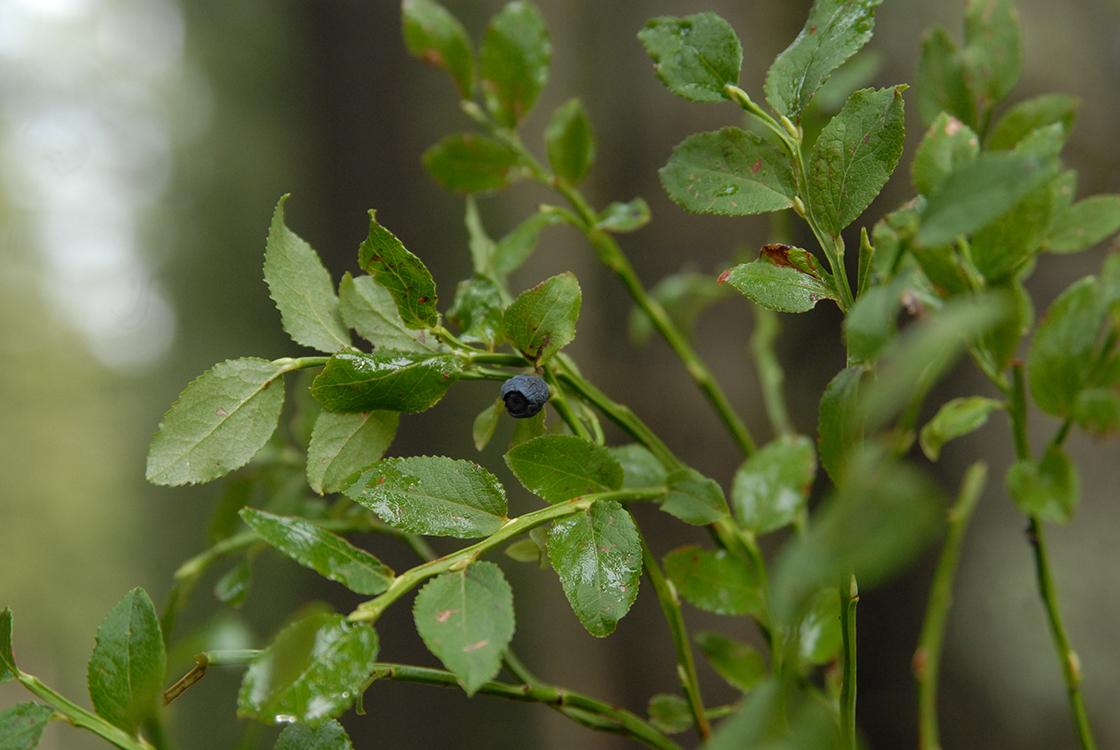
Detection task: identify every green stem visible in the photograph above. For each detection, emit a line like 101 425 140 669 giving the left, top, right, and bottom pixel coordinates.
839 575 859 749
348 489 665 623
367 661 683 750
915 462 987 750
542 365 594 441
640 536 711 741
271 355 330 372
13 669 155 750
750 303 795 437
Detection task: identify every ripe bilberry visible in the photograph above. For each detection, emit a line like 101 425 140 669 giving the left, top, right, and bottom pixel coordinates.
500 375 550 418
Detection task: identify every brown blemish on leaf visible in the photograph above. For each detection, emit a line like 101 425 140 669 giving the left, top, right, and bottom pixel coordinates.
760 243 796 267
435 608 459 624
717 269 732 285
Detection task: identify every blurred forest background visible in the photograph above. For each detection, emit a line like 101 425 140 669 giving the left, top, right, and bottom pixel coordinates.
2 1 1120 748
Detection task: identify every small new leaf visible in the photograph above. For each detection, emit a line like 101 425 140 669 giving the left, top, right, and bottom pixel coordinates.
597 198 652 233
911 113 980 196
638 13 742 103
919 396 1003 461
1007 446 1079 523
358 211 438 329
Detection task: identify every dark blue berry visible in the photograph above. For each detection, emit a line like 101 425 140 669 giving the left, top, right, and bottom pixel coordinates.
500 375 550 418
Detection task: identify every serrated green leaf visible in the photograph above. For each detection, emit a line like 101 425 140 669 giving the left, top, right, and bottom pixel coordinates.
306 409 398 495
401 0 474 99
338 273 437 353
492 213 562 278
663 546 762 616
239 611 377 725
545 98 594 186
1007 446 1079 523
0 703 55 750
146 358 286 486
771 449 944 622
1027 277 1100 416
343 456 507 538
610 444 669 490
309 350 462 414
274 719 354 750
504 435 623 504
263 196 351 354
478 1 550 128
818 366 865 482
721 260 836 314
357 211 438 328
695 632 766 692
638 13 741 104
214 557 252 607
87 588 165 735
413 561 515 696
240 508 394 596
473 399 502 452
647 693 693 735
912 112 980 196
660 128 796 216
1047 195 1120 254
963 0 1020 114
988 94 1079 151
916 151 1049 247
0 609 14 684
629 271 735 346
447 275 505 349
662 468 729 525
809 86 906 238
919 396 1003 461
597 198 651 233
423 133 523 194
764 0 882 121
548 500 641 637
503 273 580 365
915 26 975 129
799 588 843 664
732 435 816 534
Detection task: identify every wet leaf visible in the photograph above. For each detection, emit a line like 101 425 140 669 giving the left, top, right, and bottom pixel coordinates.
309 350 463 414
732 435 816 534
274 719 354 750
447 275 505 349
504 435 623 504
401 0 474 99
478 1 550 127
638 13 741 103
357 211 438 328
306 409 398 494
87 589 166 735
663 546 762 616
597 198 651 233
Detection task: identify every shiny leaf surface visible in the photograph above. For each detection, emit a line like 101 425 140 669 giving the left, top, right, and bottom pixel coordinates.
309 350 462 414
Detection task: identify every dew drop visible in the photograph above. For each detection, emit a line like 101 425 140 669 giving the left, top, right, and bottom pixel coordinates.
714 184 739 197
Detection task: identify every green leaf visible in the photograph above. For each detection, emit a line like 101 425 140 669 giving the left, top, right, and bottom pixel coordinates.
413 561 515 696
357 211 438 328
732 435 816 534
0 703 55 750
478 1 550 128
771 449 944 622
706 680 846 750
1007 446 1079 523
817 366 864 482
306 409 398 495
548 500 641 637
146 358 286 486
610 444 669 490
843 274 907 364
911 112 980 196
309 350 463 414
694 632 767 692
1071 388 1120 437
647 693 694 735
764 0 883 121
1047 195 1120 254
545 98 594 186
401 0 474 99
509 407 547 447
504 435 623 504
919 396 1003 461
87 588 166 735
0 609 14 684
472 399 502 451
274 719 354 750
239 610 377 725
338 273 438 353
963 0 1021 113
447 275 505 349
503 273 581 365
342 456 507 538
423 133 523 194
263 196 351 353
988 94 1079 151
799 588 843 665
240 508 395 596
492 212 562 278
721 260 836 314
969 178 1054 282
663 546 762 616
660 128 796 216
597 198 652 233
916 151 1049 247
629 271 734 346
915 27 975 129
638 13 741 104
214 557 253 607
1026 277 1100 416
809 86 906 237
662 468 730 525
